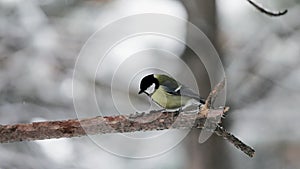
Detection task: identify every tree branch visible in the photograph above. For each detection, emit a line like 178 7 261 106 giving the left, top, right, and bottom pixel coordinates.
247 0 288 17
215 125 255 157
0 79 255 157
0 109 222 143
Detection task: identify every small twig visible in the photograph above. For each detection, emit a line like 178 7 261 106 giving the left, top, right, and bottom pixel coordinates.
247 0 288 17
205 78 225 109
203 79 254 157
215 125 255 157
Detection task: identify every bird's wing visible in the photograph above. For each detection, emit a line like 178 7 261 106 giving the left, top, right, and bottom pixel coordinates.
180 86 206 104
169 85 206 104
178 85 200 99
157 75 205 104
160 84 180 95
157 75 180 91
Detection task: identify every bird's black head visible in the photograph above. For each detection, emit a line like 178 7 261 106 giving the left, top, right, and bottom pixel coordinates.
138 74 159 95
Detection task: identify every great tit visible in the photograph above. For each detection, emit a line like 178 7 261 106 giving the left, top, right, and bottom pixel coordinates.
138 74 205 110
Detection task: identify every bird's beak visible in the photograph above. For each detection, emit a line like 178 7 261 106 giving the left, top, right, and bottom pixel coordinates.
138 90 143 94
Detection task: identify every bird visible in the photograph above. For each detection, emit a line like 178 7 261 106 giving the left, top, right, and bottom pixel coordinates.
138 74 205 110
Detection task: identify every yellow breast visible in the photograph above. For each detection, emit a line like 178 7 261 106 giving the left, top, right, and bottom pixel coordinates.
151 87 191 109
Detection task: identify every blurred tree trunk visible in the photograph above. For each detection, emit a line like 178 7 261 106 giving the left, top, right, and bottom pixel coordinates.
180 1 232 169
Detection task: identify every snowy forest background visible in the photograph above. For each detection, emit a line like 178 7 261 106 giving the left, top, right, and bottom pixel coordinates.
0 0 300 169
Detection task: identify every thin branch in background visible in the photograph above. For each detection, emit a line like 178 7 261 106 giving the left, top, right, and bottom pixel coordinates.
247 0 288 17
0 80 255 157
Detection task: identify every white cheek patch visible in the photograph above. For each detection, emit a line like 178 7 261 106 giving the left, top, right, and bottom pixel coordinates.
145 83 156 95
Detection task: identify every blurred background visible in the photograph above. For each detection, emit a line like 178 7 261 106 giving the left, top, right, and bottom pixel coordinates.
0 0 299 168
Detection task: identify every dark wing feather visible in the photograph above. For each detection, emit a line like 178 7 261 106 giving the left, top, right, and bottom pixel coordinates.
180 86 206 104
160 85 180 95
160 84 205 104
157 75 180 91
157 75 205 104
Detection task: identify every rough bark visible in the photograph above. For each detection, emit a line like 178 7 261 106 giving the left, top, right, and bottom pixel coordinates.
0 80 255 157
